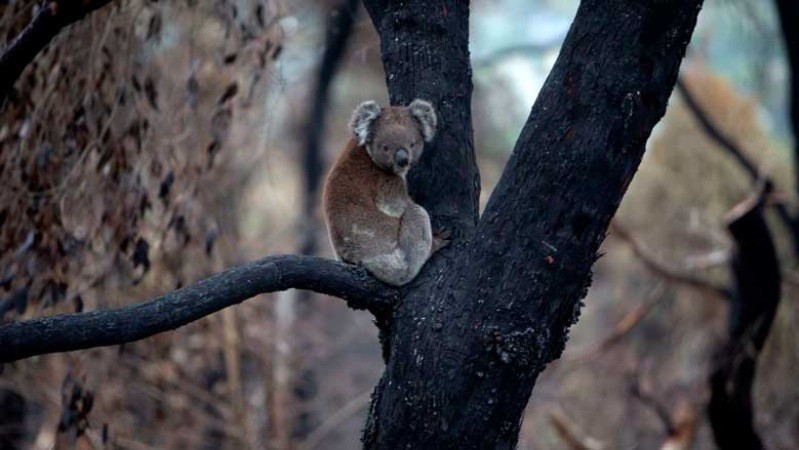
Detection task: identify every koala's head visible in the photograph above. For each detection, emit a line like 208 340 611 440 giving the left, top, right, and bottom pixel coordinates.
350 99 437 176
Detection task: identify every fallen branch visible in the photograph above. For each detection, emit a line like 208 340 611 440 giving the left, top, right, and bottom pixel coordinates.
0 255 397 363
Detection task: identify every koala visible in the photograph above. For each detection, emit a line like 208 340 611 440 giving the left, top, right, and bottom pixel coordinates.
323 99 447 286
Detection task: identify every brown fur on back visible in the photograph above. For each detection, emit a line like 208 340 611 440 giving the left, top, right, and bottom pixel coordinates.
323 138 408 262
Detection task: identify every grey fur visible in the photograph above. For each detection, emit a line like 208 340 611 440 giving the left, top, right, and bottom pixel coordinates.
409 99 437 142
350 100 382 146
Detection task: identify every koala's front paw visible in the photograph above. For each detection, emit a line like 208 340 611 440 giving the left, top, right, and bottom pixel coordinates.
432 227 452 253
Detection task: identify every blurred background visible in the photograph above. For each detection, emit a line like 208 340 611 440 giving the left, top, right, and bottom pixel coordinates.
0 0 797 448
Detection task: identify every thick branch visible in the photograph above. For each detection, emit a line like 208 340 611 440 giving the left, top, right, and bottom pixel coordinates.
362 0 704 448
0 255 397 363
470 0 703 363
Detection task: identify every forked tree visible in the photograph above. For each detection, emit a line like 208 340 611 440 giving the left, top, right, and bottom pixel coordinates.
0 0 704 447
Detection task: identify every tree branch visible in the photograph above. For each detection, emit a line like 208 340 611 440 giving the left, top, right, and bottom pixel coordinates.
0 0 114 104
676 77 799 256
610 222 732 300
0 255 397 363
362 0 704 447
675 78 759 179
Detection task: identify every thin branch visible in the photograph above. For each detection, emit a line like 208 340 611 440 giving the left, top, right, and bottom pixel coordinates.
0 0 114 104
562 282 668 363
0 255 397 363
676 77 799 256
609 222 732 300
676 77 759 179
548 408 604 450
303 389 372 449
629 374 677 437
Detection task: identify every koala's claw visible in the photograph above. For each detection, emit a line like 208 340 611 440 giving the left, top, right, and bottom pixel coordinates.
432 227 452 253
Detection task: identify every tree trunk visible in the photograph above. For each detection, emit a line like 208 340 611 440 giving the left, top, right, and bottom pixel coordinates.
361 0 703 448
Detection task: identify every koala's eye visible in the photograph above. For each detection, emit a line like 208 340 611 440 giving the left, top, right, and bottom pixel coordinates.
382 145 389 151
409 142 415 148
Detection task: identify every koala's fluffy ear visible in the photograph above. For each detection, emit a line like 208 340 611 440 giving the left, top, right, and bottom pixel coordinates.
350 100 382 146
409 99 437 142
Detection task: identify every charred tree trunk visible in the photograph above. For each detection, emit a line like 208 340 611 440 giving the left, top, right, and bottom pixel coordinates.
708 190 781 450
361 0 703 448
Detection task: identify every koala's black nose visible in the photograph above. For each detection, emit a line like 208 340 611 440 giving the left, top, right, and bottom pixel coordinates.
395 148 410 168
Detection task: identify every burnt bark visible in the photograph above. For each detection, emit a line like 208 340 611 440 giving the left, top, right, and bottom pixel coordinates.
361 0 703 448
708 191 781 450
0 0 113 104
0 255 396 363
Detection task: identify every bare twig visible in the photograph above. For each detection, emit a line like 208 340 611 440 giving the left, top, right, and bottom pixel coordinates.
0 255 397 362
548 408 604 450
629 374 677 436
609 222 732 300
676 77 799 256
562 282 667 363
303 390 372 449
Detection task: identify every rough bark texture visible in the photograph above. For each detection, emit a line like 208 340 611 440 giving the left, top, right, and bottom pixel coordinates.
708 193 781 450
361 0 703 448
0 0 113 104
0 255 396 362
